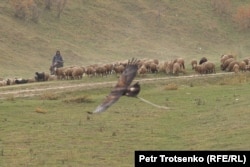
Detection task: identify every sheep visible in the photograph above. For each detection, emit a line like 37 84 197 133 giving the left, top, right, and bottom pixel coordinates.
0 80 7 87
239 61 246 72
226 61 240 72
173 58 185 69
165 61 174 74
55 67 66 80
138 65 147 76
221 58 234 71
191 59 197 69
220 54 234 64
232 64 239 73
149 63 158 73
86 66 96 77
194 65 205 74
242 58 250 65
64 67 74 80
157 62 166 73
199 57 207 65
104 64 113 75
72 66 84 79
35 72 49 81
113 64 125 75
95 66 107 77
203 61 216 74
172 62 181 75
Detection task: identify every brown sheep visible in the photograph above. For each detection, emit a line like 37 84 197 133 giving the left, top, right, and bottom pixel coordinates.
221 58 234 71
64 67 74 80
242 58 250 65
226 61 240 72
172 62 181 75
232 64 239 73
95 66 107 77
191 59 197 69
55 67 66 80
173 58 185 69
104 64 113 75
113 64 125 75
72 67 84 79
221 54 234 64
138 65 147 76
194 65 205 74
203 62 216 74
86 66 95 77
165 61 174 74
239 61 246 72
149 63 158 73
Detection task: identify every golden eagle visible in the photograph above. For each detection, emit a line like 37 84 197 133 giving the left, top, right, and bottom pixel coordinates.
89 58 140 114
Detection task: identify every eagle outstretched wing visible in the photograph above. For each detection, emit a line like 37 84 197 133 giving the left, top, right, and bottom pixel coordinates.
90 58 139 114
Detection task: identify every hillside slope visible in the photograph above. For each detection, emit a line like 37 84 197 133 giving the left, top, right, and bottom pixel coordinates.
0 0 250 77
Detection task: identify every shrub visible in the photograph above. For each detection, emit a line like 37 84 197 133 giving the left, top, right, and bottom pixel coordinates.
10 0 40 22
233 5 250 31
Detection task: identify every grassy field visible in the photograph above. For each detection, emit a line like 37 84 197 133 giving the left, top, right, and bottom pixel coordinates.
1 1 250 166
0 73 250 166
1 0 250 77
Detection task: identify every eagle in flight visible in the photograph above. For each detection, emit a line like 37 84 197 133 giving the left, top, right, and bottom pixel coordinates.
89 58 140 114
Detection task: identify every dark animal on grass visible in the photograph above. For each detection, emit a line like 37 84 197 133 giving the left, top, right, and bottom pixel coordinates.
15 78 29 84
89 58 140 114
35 72 49 81
199 57 207 65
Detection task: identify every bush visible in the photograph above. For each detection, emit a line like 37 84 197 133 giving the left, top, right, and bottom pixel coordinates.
10 0 40 22
233 5 250 31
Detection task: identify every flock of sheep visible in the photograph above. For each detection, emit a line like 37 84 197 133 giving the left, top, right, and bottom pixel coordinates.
1 54 250 87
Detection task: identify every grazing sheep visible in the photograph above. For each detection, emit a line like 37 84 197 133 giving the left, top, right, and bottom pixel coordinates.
55 67 66 80
86 66 96 77
149 63 158 73
138 65 147 76
72 66 84 79
194 65 205 74
95 66 107 77
64 67 74 80
113 64 125 75
173 58 185 69
242 58 250 65
191 59 197 69
221 54 234 64
165 61 174 74
35 72 49 81
221 58 234 71
226 61 240 72
0 80 7 87
239 61 246 72
232 64 239 73
104 64 113 75
203 61 216 74
172 62 181 75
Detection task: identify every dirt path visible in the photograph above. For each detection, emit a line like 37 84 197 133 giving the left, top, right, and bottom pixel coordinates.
0 72 232 99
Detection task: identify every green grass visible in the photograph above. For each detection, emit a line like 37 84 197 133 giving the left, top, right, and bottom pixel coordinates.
0 73 250 166
1 0 250 166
